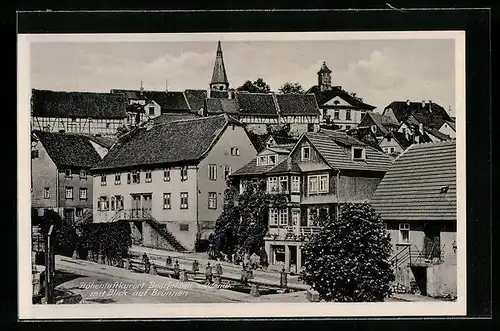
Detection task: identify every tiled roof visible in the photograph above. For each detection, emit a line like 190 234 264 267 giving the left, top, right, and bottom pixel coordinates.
92 114 235 171
265 157 301 174
210 41 229 85
425 127 452 141
384 101 452 128
85 135 117 149
32 89 127 119
205 98 239 114
302 131 392 172
231 158 275 177
444 120 456 131
34 131 102 168
209 90 230 99
360 112 399 136
387 131 412 150
347 127 383 152
276 93 321 116
235 92 278 116
110 89 146 100
370 140 456 221
307 85 376 110
151 113 200 125
162 92 190 111
184 89 208 111
268 135 298 145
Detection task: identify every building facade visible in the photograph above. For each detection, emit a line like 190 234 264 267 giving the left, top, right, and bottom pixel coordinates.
231 129 392 273
31 131 105 224
31 89 127 136
90 115 257 251
370 140 457 297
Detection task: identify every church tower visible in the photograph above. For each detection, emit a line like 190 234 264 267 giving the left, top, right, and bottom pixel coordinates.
209 41 229 97
317 61 332 92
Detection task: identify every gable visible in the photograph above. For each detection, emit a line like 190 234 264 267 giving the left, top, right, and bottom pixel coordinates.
290 137 331 170
322 96 354 107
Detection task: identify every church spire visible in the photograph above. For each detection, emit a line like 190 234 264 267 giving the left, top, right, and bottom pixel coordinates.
210 41 229 88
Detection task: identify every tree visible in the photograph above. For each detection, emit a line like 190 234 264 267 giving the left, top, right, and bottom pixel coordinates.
237 78 271 93
301 202 394 302
279 82 305 94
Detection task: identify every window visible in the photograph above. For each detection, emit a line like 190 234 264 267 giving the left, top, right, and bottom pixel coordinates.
230 147 240 156
181 167 188 181
307 208 315 225
208 164 217 181
111 196 116 211
115 196 124 210
389 147 395 153
65 187 73 199
352 147 366 160
65 169 72 178
301 146 310 161
180 192 189 209
163 168 170 181
115 173 121 185
346 110 352 121
132 170 140 183
291 176 300 193
334 110 340 120
258 155 268 166
79 170 87 179
127 172 131 184
223 166 232 180
308 174 329 194
399 223 410 244
163 193 171 209
98 196 109 211
43 187 50 199
149 107 155 115
307 123 315 132
269 208 278 226
208 192 217 209
279 209 288 226
101 174 107 186
239 181 246 194
79 188 88 200
76 208 83 217
279 176 288 193
145 170 152 183
269 154 277 165
179 224 189 231
267 177 277 193
106 122 110 128
31 150 39 159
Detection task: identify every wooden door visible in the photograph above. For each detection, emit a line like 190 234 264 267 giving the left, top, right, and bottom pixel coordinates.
424 223 441 259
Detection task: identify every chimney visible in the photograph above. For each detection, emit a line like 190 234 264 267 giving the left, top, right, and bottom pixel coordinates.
428 100 432 113
140 81 144 95
419 122 424 135
165 79 168 92
406 99 410 106
421 100 426 108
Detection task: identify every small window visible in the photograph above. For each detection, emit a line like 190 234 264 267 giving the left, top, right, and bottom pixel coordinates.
106 122 111 128
163 168 170 182
346 110 352 121
43 187 50 199
180 192 189 209
334 110 340 120
268 154 277 165
79 188 88 200
267 177 278 193
76 208 83 217
132 170 140 183
79 170 87 179
145 170 152 183
149 107 155 116
208 164 217 181
115 196 124 210
111 196 116 211
115 173 121 185
352 147 366 160
179 223 189 231
180 166 188 181
230 147 240 156
319 175 329 192
291 176 300 193
101 174 107 186
31 150 39 159
65 169 72 178
307 123 315 132
301 146 310 161
279 209 288 226
308 176 318 194
269 208 278 226
279 176 288 193
208 192 217 209
127 172 131 184
163 193 171 209
399 223 410 244
65 187 73 199
224 166 232 180
98 196 109 211
258 156 268 166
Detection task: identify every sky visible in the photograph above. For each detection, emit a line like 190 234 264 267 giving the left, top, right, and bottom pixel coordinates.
30 38 456 113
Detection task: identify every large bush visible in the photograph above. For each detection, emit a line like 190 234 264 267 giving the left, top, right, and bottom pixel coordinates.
80 221 132 262
301 202 394 302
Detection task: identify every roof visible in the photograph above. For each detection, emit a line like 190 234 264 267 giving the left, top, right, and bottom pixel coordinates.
235 92 277 116
205 98 239 114
32 89 127 119
162 92 190 111
110 89 146 100
370 140 456 221
265 157 301 174
384 101 452 128
33 131 102 168
425 127 452 141
443 120 456 131
151 113 200 125
346 127 383 152
318 61 332 73
360 112 399 136
92 114 237 171
267 135 298 146
307 85 376 110
386 131 412 150
85 135 117 149
210 41 229 85
301 131 393 172
276 93 321 116
184 89 208 111
209 90 230 99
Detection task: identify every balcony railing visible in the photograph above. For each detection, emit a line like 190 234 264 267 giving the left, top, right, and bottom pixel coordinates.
267 225 322 241
107 208 154 222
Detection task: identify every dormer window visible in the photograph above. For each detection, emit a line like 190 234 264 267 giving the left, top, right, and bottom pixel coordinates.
268 154 277 165
258 156 268 166
301 146 310 161
352 147 366 160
